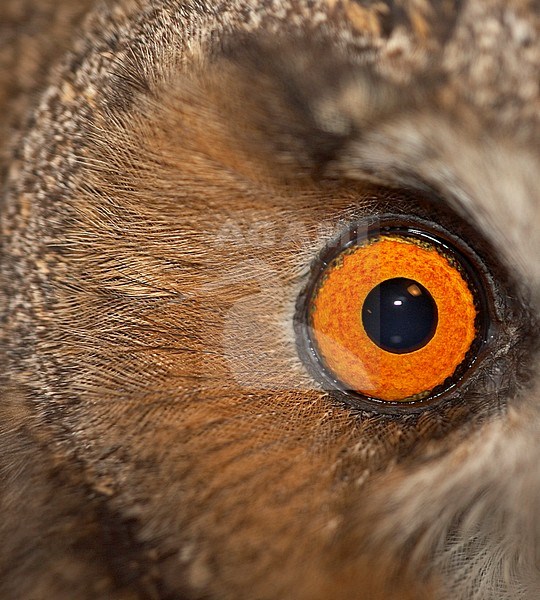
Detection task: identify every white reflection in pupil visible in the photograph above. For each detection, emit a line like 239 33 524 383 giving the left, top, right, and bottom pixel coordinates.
361 277 438 354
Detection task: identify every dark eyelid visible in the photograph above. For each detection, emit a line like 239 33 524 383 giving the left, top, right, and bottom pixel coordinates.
296 186 535 422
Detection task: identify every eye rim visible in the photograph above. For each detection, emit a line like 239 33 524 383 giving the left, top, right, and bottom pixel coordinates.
295 213 496 415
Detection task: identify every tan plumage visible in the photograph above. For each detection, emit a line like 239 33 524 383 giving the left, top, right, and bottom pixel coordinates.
1 1 539 598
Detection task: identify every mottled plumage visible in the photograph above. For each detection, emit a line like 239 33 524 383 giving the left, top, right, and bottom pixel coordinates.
1 1 539 598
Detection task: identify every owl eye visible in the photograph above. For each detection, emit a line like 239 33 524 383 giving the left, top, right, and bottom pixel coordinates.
297 216 490 407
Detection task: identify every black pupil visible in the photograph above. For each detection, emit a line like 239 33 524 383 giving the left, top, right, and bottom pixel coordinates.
361 277 438 354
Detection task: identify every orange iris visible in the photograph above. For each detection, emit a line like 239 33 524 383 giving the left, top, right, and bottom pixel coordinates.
310 235 477 401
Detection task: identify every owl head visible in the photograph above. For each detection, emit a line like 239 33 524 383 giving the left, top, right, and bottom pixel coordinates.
1 1 540 598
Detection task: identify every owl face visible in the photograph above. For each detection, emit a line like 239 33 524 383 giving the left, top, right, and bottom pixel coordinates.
1 1 540 599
